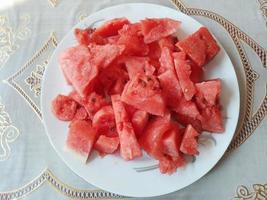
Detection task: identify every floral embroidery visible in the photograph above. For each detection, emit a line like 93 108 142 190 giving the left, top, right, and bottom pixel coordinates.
235 184 267 199
25 61 47 97
0 15 31 69
0 100 20 161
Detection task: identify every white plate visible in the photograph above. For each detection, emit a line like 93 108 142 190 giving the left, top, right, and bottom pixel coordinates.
41 3 240 197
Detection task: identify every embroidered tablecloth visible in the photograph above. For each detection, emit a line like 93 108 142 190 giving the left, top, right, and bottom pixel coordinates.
0 0 266 199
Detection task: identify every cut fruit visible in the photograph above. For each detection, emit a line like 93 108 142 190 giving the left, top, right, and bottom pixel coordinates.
111 94 142 160
66 120 97 162
180 124 200 155
131 110 149 137
94 135 120 155
52 94 78 121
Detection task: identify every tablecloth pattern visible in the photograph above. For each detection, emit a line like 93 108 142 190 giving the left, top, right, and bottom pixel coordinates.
0 0 266 199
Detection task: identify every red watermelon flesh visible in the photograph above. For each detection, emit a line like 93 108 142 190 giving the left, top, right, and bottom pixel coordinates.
92 105 117 137
69 91 108 120
139 113 171 159
107 35 120 44
74 28 94 46
94 135 120 155
173 52 196 101
159 155 185 174
74 106 88 120
118 23 149 56
92 18 130 38
52 94 78 121
111 94 142 160
180 124 200 155
123 56 155 79
60 45 98 97
158 69 183 108
148 41 161 60
188 60 203 83
195 79 221 109
131 110 149 138
140 18 181 43
199 106 224 133
176 27 220 67
66 120 97 162
158 47 175 75
121 74 166 116
88 43 125 69
158 35 177 51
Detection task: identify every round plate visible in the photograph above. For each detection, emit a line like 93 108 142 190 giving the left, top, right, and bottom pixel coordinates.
41 3 240 197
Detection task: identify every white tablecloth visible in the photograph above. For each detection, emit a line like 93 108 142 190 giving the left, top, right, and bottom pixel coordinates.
0 0 266 199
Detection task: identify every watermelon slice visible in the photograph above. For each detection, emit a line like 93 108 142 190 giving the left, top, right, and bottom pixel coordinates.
140 18 181 43
159 155 185 174
176 27 220 67
131 110 149 137
121 74 166 116
118 23 149 56
158 35 177 51
52 94 78 121
199 106 224 133
158 47 175 74
92 18 130 38
123 56 155 79
148 41 161 60
111 94 142 160
92 105 117 137
74 28 94 45
66 120 97 162
94 135 120 155
74 106 88 120
180 124 200 155
158 69 183 108
173 52 196 101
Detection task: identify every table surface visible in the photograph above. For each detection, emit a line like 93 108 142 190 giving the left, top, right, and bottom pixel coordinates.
0 0 266 199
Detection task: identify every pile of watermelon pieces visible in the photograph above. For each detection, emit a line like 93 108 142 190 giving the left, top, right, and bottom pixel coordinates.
52 17 224 174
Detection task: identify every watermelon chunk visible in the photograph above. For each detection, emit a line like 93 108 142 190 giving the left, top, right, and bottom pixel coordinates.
180 124 200 155
158 35 177 51
159 155 185 174
140 18 181 43
158 70 183 108
92 105 117 137
92 18 130 38
189 60 203 83
69 91 108 119
60 45 98 97
158 47 175 74
176 27 220 67
111 95 142 160
121 74 166 116
131 110 149 137
195 79 221 109
199 106 224 133
74 28 94 45
173 52 196 101
52 94 78 121
66 120 97 162
94 135 120 155
148 41 161 60
118 23 149 56
123 56 155 79
139 114 171 159
74 106 88 120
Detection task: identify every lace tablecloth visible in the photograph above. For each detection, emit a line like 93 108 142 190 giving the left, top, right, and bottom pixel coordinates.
0 0 266 199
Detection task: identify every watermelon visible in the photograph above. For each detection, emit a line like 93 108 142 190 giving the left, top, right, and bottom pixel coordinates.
189 60 203 83
92 18 130 38
74 28 94 45
111 94 142 160
92 105 117 137
52 94 78 121
60 45 98 97
195 79 221 108
148 41 161 60
139 114 171 159
158 35 177 51
140 18 181 43
158 47 175 74
131 110 149 137
69 91 108 119
180 124 199 155
123 56 155 79
173 52 196 101
121 74 166 116
158 69 183 108
94 135 120 155
74 106 88 120
199 106 224 133
66 120 97 162
118 23 149 56
176 27 220 67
